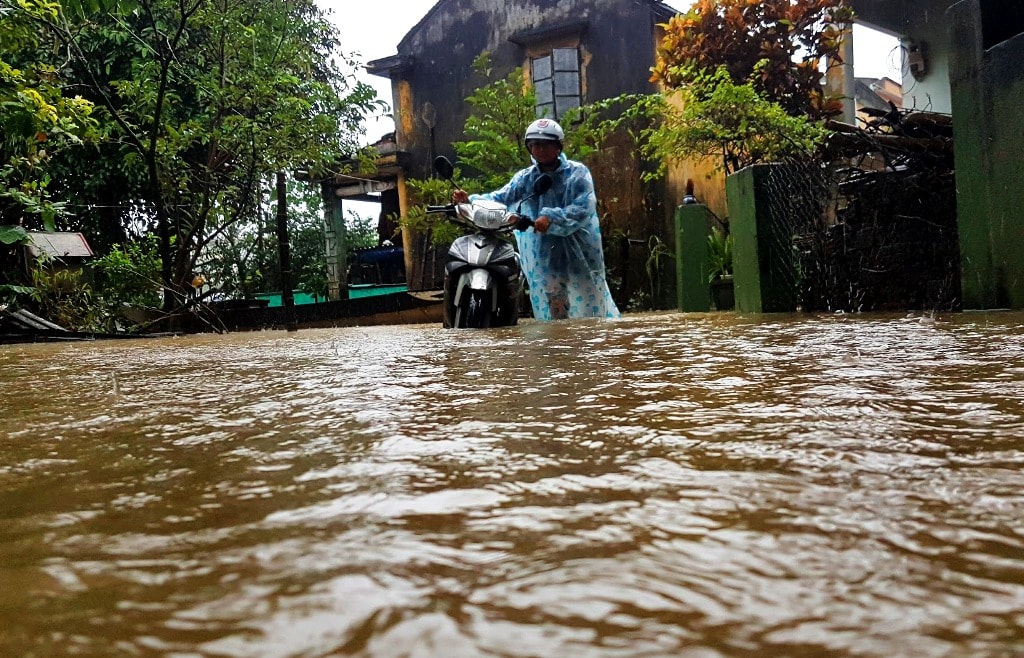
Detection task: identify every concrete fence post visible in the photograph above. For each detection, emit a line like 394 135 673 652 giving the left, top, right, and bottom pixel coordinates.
674 204 712 312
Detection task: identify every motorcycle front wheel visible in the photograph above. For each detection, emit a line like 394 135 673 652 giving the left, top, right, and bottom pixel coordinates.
458 289 492 328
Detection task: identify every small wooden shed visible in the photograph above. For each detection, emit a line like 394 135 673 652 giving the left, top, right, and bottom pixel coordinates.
25 231 94 262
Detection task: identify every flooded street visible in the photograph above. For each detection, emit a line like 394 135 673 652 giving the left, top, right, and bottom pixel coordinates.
1 311 1023 657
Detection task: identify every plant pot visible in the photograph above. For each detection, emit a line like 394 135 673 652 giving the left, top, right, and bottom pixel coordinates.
710 275 734 311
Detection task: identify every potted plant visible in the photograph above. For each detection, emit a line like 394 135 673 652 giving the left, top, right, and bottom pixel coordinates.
707 225 734 310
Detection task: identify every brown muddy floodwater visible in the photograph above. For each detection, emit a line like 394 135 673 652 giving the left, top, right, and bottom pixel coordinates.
1 311 1023 658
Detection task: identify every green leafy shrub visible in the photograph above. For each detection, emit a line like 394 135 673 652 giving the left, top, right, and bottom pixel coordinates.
30 263 100 331
645 235 675 308
92 235 162 329
707 226 733 282
452 53 537 191
93 237 162 306
399 176 463 247
0 225 34 307
645 66 829 176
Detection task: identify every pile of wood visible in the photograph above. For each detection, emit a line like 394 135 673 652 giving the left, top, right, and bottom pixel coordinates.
825 107 954 169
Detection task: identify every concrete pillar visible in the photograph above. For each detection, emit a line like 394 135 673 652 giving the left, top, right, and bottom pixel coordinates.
725 165 801 313
674 204 712 312
322 189 349 302
826 22 857 124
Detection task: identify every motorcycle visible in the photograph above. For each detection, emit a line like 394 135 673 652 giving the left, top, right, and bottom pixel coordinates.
427 156 551 328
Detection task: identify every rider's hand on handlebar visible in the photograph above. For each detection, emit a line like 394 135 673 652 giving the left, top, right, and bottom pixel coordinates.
533 215 551 233
452 189 469 204
514 214 533 232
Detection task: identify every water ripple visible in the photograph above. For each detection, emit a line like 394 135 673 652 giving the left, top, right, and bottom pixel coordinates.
1 313 1023 656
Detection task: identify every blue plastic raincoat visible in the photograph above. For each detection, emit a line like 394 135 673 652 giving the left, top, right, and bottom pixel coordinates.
470 153 621 321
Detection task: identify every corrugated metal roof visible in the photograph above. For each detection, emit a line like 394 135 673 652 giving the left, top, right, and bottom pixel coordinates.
0 308 68 332
26 232 94 258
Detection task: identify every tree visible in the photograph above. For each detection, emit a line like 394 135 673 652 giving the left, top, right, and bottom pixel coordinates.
645 66 829 175
627 0 855 176
0 0 103 230
90 233 163 330
17 0 384 320
452 53 537 192
395 53 536 249
0 225 35 304
651 0 854 120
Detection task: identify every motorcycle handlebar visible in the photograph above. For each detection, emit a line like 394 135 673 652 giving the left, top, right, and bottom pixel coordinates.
423 202 533 232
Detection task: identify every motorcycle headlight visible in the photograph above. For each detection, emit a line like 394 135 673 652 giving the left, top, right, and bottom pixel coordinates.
467 199 510 230
471 208 508 229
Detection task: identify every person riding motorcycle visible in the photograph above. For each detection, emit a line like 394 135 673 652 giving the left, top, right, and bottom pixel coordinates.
452 119 620 321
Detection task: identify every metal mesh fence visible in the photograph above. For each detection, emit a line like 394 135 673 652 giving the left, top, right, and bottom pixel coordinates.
752 111 960 313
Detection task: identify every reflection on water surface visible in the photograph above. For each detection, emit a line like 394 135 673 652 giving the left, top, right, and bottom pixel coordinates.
1 311 1023 657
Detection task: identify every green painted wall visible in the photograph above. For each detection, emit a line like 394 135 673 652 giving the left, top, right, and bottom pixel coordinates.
949 0 1024 309
255 285 407 307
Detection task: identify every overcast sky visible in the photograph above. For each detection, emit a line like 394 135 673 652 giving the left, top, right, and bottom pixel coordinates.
318 0 902 144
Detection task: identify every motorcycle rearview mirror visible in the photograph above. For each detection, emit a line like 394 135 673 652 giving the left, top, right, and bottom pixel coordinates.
433 156 455 181
534 174 552 196
433 155 467 199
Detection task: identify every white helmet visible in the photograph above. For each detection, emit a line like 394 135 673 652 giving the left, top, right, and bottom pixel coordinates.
524 118 564 144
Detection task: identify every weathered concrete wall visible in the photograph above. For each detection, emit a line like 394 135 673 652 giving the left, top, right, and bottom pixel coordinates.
949 0 1024 309
391 0 667 179
851 0 955 113
658 88 729 219
376 0 675 292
